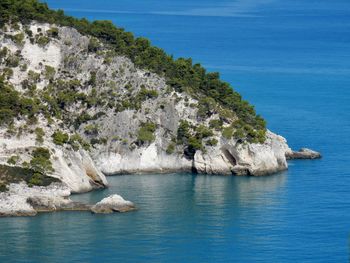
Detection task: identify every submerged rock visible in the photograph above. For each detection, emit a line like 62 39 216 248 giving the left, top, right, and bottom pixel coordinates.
286 148 322 160
91 194 136 214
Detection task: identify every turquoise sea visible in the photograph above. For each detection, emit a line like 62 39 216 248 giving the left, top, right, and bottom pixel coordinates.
1 0 350 262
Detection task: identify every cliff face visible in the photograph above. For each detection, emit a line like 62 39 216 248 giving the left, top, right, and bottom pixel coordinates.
0 22 296 195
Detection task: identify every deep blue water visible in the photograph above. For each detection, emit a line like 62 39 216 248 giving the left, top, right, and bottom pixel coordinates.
1 0 350 262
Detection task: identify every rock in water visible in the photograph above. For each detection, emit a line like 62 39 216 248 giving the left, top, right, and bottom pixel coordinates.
286 148 322 160
91 195 136 214
27 196 91 212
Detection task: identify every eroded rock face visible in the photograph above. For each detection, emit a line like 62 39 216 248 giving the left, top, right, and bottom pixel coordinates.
91 194 136 214
0 132 108 193
194 131 292 176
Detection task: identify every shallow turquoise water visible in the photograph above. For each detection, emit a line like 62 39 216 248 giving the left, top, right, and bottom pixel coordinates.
1 0 350 262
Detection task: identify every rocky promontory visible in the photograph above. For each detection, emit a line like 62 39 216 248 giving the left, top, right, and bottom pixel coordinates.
0 1 320 217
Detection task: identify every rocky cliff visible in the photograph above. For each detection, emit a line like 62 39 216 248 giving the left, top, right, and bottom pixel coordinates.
0 21 320 216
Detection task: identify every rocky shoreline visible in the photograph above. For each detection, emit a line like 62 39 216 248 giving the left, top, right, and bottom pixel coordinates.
0 182 135 217
0 144 320 217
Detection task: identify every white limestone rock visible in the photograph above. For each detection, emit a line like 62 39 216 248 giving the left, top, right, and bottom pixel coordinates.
91 194 136 213
194 130 292 176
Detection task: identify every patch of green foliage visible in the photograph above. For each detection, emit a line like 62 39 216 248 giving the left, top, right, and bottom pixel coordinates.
0 164 59 190
0 77 39 126
88 37 100 52
195 125 214 139
44 65 55 80
5 54 20 67
2 67 13 79
52 130 69 145
7 155 19 165
0 0 266 143
30 147 54 175
176 120 215 158
36 35 50 46
132 86 159 110
47 27 58 38
166 142 175 154
137 86 158 100
222 126 234 139
28 70 40 82
11 32 24 45
137 121 156 145
84 124 99 136
206 138 218 146
34 127 44 144
28 172 43 186
209 119 223 131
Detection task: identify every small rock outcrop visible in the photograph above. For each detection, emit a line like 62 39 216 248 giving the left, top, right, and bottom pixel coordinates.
286 148 322 160
91 194 136 214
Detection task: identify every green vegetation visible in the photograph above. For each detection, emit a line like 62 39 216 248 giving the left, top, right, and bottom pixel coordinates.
44 65 55 80
88 37 100 52
2 67 13 79
84 124 99 136
137 86 158 101
195 125 214 139
52 130 69 145
131 86 159 110
206 138 218 146
34 127 44 144
177 120 216 158
0 77 27 125
28 70 40 82
0 164 59 190
30 147 54 175
47 27 58 38
36 35 50 46
137 122 156 145
28 172 43 186
0 0 266 143
209 119 223 131
222 126 234 139
7 155 19 165
166 142 175 154
11 32 24 45
5 54 20 67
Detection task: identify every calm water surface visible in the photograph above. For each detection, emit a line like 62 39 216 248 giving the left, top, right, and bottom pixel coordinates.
1 0 349 262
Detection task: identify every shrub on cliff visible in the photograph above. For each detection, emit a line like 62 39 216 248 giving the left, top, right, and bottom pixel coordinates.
166 143 176 154
0 77 20 125
137 122 157 145
11 32 24 45
28 172 43 186
52 130 69 145
35 127 45 144
30 147 54 174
